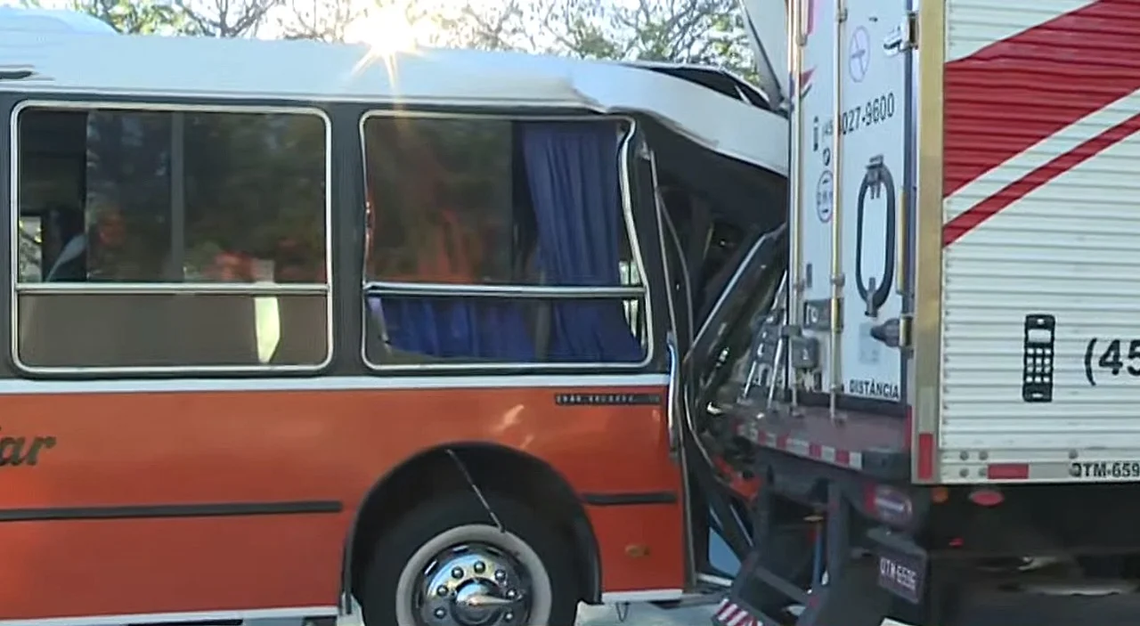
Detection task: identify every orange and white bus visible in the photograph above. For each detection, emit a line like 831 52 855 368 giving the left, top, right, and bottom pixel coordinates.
0 8 788 626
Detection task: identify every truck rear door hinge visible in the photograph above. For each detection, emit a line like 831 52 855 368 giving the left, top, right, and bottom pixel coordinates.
898 314 913 351
883 11 918 54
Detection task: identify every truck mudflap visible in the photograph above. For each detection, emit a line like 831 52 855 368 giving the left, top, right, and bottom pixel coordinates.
868 526 929 606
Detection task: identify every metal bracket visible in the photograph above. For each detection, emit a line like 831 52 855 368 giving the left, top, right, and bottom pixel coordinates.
865 155 887 191
755 324 782 366
883 11 918 54
870 317 901 349
870 316 913 352
446 449 504 532
789 336 820 371
803 298 840 332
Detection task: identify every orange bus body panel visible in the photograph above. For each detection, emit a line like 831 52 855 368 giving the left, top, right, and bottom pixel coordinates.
0 382 682 620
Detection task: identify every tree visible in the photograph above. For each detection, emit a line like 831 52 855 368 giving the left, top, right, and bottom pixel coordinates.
60 0 275 37
37 0 757 81
417 0 536 52
421 0 757 80
65 0 198 34
274 0 364 41
172 0 278 37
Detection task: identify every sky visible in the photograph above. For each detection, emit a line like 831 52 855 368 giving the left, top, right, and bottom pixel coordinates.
0 0 446 44
0 0 584 47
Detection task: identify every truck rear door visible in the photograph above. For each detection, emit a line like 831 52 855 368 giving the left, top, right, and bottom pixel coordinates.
793 0 913 411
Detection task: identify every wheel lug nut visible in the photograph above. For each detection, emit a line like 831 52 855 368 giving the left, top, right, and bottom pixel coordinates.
436 585 448 597
451 567 463 579
434 607 446 619
504 611 514 622
494 569 507 582
473 561 485 574
506 589 517 599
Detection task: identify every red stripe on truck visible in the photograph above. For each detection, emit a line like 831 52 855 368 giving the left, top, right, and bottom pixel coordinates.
944 0 1140 198
943 111 1140 246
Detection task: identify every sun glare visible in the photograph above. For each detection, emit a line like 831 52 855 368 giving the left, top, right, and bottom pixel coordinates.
345 4 428 83
344 5 421 55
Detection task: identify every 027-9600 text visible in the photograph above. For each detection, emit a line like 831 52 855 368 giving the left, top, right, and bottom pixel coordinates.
1070 461 1140 479
839 92 896 135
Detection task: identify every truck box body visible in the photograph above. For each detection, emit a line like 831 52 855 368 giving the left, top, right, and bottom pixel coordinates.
788 0 1140 484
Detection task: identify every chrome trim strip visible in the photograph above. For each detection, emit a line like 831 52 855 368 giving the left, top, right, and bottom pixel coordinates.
8 99 335 376
601 589 685 603
665 332 680 453
357 110 655 372
365 281 643 299
16 282 328 295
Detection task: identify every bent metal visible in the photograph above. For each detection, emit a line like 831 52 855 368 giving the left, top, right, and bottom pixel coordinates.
0 431 56 466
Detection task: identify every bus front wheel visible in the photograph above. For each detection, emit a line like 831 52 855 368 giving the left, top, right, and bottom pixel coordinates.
359 491 580 626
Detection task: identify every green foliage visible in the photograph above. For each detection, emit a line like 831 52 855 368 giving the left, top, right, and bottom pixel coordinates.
28 0 272 37
71 108 326 281
28 0 758 81
180 112 326 266
363 117 513 281
420 0 759 83
65 0 200 34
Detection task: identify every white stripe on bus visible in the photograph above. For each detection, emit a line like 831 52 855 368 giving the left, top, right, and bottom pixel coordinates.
0 373 669 395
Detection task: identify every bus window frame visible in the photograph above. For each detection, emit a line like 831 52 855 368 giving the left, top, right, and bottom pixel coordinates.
8 98 335 377
357 110 656 372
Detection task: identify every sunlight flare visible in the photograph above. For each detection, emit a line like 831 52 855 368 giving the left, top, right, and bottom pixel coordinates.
344 4 421 53
346 3 429 83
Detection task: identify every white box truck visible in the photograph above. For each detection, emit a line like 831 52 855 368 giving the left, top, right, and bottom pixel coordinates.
709 0 1140 624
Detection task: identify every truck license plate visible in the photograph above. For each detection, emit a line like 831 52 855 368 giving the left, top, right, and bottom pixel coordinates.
876 545 926 604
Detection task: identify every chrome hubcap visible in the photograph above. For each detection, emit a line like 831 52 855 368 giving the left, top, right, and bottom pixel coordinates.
415 542 532 626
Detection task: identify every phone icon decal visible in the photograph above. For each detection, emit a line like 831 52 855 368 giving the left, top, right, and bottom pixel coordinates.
1023 314 1056 403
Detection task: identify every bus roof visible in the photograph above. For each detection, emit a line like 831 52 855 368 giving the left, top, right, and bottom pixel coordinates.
0 10 788 177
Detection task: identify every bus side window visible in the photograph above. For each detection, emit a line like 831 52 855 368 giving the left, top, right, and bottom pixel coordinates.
361 114 650 368
13 104 330 373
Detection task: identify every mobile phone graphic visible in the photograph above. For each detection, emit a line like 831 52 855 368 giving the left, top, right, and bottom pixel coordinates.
1022 314 1056 403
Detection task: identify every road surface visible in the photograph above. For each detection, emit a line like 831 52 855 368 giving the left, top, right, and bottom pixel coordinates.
577 602 717 625
309 601 718 626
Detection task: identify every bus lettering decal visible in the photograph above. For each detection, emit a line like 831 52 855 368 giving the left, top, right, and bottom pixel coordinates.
0 434 56 467
554 393 663 406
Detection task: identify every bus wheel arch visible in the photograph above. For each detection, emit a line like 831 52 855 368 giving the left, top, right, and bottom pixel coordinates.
342 443 602 610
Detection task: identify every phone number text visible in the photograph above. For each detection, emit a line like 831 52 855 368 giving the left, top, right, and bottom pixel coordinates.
839 92 897 135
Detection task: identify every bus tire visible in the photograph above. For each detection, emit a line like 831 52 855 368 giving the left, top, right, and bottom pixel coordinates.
359 491 580 626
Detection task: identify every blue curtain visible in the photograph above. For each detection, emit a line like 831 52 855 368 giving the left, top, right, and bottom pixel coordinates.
369 296 535 361
521 122 642 362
